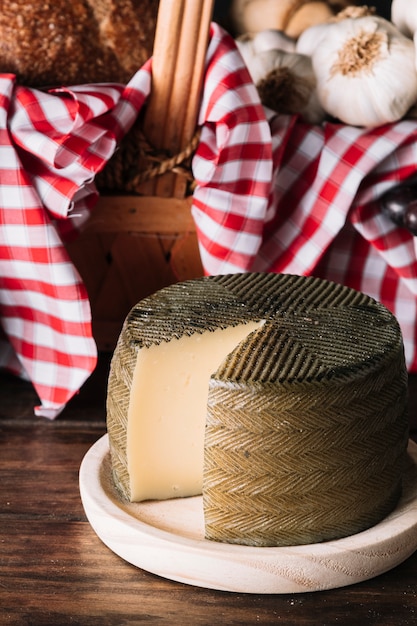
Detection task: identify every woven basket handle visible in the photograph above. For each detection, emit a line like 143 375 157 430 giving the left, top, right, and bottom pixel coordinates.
143 0 215 198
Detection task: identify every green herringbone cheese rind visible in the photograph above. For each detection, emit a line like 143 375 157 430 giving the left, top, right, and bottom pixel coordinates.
204 349 408 546
106 272 409 545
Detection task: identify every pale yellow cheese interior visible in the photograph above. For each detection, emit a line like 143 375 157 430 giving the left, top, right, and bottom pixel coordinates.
126 321 261 501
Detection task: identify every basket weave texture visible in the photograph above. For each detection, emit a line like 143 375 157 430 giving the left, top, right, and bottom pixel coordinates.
67 127 203 352
95 117 199 195
67 0 213 351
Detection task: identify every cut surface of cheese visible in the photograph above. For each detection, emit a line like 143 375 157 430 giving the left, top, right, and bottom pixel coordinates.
107 272 409 548
126 321 261 501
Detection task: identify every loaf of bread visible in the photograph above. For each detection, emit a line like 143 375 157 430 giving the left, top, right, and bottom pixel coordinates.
0 0 159 86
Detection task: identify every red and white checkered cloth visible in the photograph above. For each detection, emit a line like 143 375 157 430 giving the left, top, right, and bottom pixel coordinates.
250 115 417 371
1 23 417 418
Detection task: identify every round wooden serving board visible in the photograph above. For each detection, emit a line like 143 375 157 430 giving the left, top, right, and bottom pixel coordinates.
79 435 417 594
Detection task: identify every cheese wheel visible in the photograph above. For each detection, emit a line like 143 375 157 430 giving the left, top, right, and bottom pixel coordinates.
106 272 409 547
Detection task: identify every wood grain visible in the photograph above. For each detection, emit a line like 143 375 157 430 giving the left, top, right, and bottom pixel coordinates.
67 0 211 352
144 0 215 199
80 435 417 594
0 361 416 624
79 196 196 234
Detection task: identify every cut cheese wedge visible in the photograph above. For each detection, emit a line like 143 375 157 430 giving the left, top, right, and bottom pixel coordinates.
106 272 409 547
126 321 261 501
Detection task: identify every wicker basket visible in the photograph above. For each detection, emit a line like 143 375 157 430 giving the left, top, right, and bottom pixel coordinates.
67 0 214 351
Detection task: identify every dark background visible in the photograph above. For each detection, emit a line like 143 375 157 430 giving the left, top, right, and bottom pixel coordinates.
368 0 391 18
213 1 394 27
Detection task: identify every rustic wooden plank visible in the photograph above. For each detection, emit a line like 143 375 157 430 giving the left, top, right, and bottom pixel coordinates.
1 504 417 624
92 320 126 352
110 233 175 305
170 230 204 280
0 369 416 624
82 195 195 234
66 232 113 302
92 234 131 321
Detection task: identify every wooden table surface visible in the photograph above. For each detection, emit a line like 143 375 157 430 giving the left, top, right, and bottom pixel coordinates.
1 353 417 626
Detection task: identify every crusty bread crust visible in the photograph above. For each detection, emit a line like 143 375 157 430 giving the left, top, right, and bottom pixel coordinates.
0 0 159 87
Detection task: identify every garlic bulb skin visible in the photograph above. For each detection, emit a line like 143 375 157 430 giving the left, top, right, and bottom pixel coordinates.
261 50 325 123
295 22 330 56
236 38 326 123
285 1 333 39
235 37 266 84
391 0 417 39
296 5 376 57
311 16 417 127
230 0 310 36
251 29 296 54
392 0 417 73
296 5 375 56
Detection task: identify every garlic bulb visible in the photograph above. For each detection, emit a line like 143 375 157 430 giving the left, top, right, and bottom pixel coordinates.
285 1 333 39
236 36 325 123
333 5 376 21
296 5 375 57
391 0 417 39
230 0 311 36
295 21 330 56
392 0 417 73
251 29 296 54
310 16 417 127
229 0 348 37
235 36 265 84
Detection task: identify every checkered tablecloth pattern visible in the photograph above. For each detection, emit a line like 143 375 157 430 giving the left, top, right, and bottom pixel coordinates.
1 23 417 418
250 115 417 370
